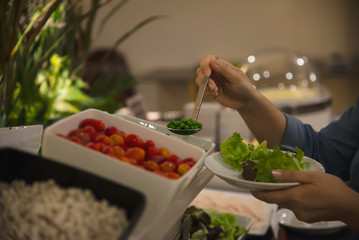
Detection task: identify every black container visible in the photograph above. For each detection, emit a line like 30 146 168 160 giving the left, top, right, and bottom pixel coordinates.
0 148 146 240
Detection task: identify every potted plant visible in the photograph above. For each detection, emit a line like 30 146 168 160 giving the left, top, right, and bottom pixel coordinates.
0 0 162 127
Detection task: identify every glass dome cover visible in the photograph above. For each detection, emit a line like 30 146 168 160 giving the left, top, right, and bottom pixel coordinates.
241 49 321 102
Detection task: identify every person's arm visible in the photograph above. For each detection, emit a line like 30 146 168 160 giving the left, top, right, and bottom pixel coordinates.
196 55 286 147
252 170 359 231
236 90 286 147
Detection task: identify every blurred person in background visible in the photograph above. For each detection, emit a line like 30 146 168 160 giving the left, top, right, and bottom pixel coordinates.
195 55 359 232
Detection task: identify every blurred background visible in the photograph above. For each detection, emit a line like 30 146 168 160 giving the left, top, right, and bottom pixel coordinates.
78 0 359 146
3 0 359 142
88 0 359 116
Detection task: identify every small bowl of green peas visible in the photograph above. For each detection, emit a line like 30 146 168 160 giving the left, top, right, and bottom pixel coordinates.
167 118 203 135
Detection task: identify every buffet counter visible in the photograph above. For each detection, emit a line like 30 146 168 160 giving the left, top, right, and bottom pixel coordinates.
187 184 357 240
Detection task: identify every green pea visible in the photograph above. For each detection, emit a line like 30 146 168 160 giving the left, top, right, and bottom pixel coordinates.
167 118 203 130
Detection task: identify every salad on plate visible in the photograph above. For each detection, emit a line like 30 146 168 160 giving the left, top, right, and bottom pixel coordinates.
220 132 310 183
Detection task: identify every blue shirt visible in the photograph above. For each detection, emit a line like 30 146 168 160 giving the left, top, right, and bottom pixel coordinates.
280 97 359 192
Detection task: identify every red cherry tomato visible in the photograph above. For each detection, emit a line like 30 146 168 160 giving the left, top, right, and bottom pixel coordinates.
82 125 97 141
126 147 145 163
79 118 105 132
56 134 70 142
167 154 182 167
78 131 91 145
68 129 81 138
154 170 167 177
70 136 82 144
144 160 160 172
61 117 197 180
166 171 180 179
147 154 166 164
86 142 101 151
67 127 93 145
100 144 115 155
160 161 176 172
146 146 161 159
125 133 144 148
144 139 155 149
105 126 126 138
114 145 125 158
183 157 196 167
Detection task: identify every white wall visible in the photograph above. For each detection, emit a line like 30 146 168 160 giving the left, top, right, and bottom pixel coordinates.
91 0 358 74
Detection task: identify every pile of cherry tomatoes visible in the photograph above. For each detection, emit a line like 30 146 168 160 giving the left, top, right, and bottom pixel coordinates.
57 118 196 179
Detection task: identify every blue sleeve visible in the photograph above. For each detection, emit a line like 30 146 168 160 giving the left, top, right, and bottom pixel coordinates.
280 97 359 181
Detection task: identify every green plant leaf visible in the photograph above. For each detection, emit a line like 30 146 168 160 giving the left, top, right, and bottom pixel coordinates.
95 0 129 37
111 15 167 49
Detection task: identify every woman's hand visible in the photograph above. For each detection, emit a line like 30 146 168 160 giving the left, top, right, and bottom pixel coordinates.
195 55 256 110
195 55 286 146
251 170 359 230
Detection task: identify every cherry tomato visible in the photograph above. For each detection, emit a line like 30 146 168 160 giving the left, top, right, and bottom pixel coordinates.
146 146 162 160
68 129 81 138
86 142 101 151
126 147 145 163
79 118 105 132
95 134 115 147
114 145 125 158
70 136 82 144
82 125 97 141
105 126 125 138
177 163 191 176
144 160 160 171
111 134 125 147
154 170 167 177
166 171 180 179
56 133 67 139
183 157 196 167
125 133 144 148
118 156 131 164
144 139 155 149
67 128 92 145
61 117 196 180
77 131 91 145
147 154 166 164
160 161 176 172
167 154 182 167
119 156 137 165
100 144 115 155
160 147 170 158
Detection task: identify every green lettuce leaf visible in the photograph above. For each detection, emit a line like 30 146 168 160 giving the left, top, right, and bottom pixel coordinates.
204 209 247 240
219 132 254 170
220 132 310 183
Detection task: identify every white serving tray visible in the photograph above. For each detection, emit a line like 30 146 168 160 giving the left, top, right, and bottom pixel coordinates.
42 109 215 240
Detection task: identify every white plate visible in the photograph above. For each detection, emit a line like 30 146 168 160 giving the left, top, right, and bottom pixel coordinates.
191 188 277 235
204 152 325 191
276 208 346 234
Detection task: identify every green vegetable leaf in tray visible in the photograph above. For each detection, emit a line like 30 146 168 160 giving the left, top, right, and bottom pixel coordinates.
184 206 247 240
